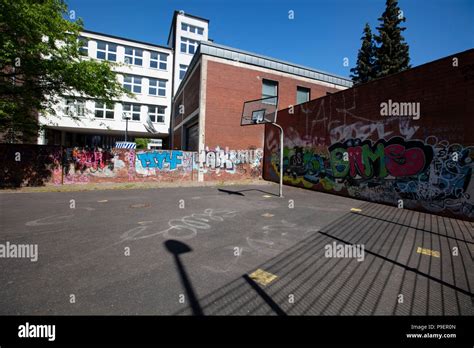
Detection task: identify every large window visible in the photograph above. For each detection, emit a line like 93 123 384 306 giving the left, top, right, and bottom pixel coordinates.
96 41 117 61
262 79 278 105
65 98 86 117
123 103 141 121
124 47 143 66
297 86 311 104
150 52 167 70
149 78 166 96
95 102 114 119
148 106 165 123
181 22 204 35
180 37 198 54
123 75 142 94
179 65 188 80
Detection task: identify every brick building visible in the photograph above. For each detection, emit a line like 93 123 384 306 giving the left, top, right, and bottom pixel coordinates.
171 41 352 180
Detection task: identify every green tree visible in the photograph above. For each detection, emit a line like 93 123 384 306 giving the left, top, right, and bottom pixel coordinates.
374 0 411 78
350 23 376 85
0 0 129 142
135 138 149 150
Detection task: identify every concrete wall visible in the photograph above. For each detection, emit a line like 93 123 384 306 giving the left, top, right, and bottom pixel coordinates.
263 49 474 221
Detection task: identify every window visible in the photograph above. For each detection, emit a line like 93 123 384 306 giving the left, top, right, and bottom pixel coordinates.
180 37 198 54
179 65 188 80
181 22 204 35
96 41 117 61
148 105 165 123
65 98 86 117
124 47 143 66
262 79 278 105
149 78 166 96
297 86 311 104
123 103 141 121
150 52 167 70
78 37 88 56
95 102 114 119
123 75 142 94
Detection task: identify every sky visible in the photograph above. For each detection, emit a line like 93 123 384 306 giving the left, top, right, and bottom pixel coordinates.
66 0 474 78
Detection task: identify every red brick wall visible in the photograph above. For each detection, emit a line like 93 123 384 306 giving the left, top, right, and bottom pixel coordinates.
204 59 341 150
172 64 201 150
263 49 474 221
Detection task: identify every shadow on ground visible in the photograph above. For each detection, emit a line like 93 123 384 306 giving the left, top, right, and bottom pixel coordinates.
174 202 473 315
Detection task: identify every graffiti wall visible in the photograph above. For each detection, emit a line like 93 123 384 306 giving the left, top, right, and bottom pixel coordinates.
0 145 62 188
1 145 264 187
197 146 264 181
264 49 474 221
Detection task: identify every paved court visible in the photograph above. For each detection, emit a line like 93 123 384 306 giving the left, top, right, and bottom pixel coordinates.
0 183 472 315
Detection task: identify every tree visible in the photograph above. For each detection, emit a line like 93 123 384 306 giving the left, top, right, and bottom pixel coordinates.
0 0 129 142
135 138 150 150
350 23 376 85
374 0 411 78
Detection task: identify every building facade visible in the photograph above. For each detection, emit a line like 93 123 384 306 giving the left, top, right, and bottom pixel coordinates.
36 10 352 153
171 41 352 181
38 11 209 148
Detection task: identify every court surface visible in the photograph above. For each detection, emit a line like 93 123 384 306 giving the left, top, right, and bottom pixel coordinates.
1 182 472 315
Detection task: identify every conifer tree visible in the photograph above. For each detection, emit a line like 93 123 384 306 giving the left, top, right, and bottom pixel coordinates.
374 0 411 78
350 23 376 85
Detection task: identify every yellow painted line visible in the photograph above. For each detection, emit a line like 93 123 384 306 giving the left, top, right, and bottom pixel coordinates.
97 200 108 203
416 247 440 258
261 213 274 217
350 208 362 212
249 269 277 286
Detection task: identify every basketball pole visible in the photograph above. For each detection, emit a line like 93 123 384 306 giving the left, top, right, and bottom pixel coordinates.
271 122 284 198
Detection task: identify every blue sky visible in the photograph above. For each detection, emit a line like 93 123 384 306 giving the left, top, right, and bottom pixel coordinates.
67 0 474 78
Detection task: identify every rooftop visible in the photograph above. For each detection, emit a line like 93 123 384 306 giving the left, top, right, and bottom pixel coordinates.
176 41 353 96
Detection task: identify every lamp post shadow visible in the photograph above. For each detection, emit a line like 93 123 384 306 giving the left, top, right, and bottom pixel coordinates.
164 239 204 316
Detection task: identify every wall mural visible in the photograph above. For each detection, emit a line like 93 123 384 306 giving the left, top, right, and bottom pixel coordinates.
268 136 474 219
1 145 264 187
196 146 264 178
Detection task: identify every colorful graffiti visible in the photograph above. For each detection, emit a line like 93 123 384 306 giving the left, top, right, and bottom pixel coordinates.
329 138 433 179
196 146 263 177
137 151 183 170
135 150 194 177
270 136 473 219
2 143 265 187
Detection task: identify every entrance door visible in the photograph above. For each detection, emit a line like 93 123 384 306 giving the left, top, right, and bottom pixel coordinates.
185 123 199 151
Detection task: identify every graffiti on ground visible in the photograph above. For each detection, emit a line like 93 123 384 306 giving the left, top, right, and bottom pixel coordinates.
120 209 238 241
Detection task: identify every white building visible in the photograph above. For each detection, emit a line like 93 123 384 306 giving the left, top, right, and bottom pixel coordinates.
38 10 209 148
167 11 209 95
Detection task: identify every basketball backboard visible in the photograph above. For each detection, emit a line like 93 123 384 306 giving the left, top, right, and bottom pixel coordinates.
241 96 278 126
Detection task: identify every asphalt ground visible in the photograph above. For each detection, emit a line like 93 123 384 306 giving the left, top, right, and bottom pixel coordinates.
0 182 472 315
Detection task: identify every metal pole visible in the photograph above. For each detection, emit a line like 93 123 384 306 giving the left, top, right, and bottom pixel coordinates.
125 118 128 142
279 125 283 198
271 123 284 198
